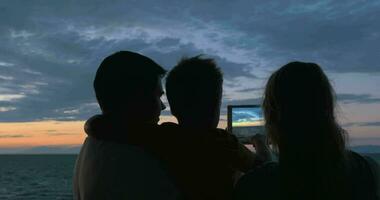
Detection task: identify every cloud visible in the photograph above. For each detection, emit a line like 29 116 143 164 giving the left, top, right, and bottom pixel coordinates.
0 75 14 80
227 1 380 73
0 106 16 112
337 93 380 104
224 97 262 106
235 87 264 93
358 122 380 127
0 94 25 101
42 129 76 136
46 132 77 136
0 0 379 122
0 134 29 138
0 61 15 67
343 121 380 128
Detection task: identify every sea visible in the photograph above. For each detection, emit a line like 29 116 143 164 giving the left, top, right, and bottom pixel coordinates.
0 154 379 200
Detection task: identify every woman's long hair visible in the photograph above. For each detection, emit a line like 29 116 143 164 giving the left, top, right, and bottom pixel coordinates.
263 62 348 200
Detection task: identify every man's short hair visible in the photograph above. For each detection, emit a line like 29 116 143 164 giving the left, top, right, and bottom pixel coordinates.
165 55 223 118
94 51 166 113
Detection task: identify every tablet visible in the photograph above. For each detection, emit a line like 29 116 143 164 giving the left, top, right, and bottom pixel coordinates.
227 105 265 143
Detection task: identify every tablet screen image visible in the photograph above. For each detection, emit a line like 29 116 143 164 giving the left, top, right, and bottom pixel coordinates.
228 105 265 142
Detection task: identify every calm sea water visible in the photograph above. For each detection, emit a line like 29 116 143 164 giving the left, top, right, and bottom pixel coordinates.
0 155 76 200
0 154 379 200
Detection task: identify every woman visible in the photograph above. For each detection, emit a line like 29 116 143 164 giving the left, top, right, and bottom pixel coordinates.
234 62 379 200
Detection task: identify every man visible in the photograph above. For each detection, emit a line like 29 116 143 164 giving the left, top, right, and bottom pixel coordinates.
160 56 261 200
73 51 181 200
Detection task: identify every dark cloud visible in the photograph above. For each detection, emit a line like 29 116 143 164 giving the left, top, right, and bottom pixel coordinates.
223 97 262 106
1 0 380 73
43 129 77 136
46 132 77 136
343 121 380 128
337 93 380 104
0 134 29 138
361 122 380 127
235 87 264 93
145 42 256 79
192 1 380 73
0 0 379 122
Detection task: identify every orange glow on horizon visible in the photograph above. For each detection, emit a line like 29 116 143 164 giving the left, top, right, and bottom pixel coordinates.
0 121 86 148
1 115 376 148
0 115 229 148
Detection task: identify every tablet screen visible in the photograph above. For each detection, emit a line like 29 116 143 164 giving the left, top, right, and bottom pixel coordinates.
228 105 265 142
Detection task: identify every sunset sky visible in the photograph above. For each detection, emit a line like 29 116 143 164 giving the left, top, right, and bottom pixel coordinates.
0 1 379 152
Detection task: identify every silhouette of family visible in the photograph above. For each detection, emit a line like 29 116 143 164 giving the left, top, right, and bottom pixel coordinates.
73 51 379 200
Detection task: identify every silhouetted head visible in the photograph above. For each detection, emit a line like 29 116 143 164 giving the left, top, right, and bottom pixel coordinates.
94 51 166 125
263 61 346 154
166 56 223 129
263 61 347 199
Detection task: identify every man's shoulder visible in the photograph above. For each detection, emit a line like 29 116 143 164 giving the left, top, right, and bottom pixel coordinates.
83 136 141 152
80 136 164 168
75 137 182 199
78 137 176 184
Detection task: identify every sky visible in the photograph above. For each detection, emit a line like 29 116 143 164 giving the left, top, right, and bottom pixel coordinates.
0 0 379 152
